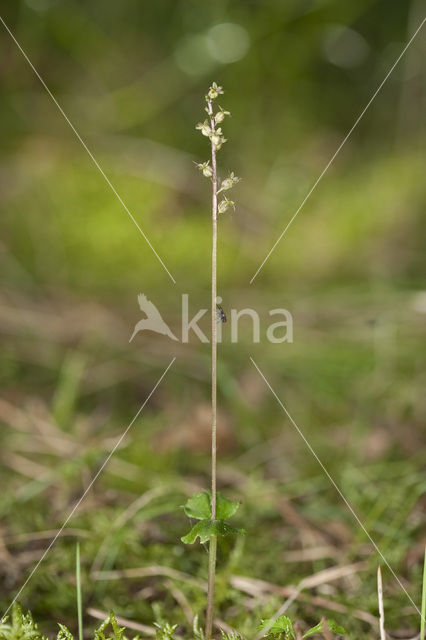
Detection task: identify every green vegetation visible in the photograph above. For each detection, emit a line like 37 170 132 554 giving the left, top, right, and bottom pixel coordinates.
0 605 137 640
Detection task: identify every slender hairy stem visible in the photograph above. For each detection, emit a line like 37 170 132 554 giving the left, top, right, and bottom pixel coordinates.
421 545 426 640
205 534 217 638
205 96 218 640
76 543 83 640
377 566 386 640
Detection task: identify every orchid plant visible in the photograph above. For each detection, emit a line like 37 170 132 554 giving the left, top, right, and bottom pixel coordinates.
181 82 243 639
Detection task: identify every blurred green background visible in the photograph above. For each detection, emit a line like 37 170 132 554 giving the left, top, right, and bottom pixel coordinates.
1 1 426 638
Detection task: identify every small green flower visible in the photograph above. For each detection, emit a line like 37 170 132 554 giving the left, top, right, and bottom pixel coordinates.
218 196 235 214
207 82 224 100
196 120 212 137
195 161 213 178
219 172 240 192
214 107 231 124
211 127 226 150
211 134 221 148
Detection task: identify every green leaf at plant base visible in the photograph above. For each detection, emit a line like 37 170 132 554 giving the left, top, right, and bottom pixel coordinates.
154 622 178 640
93 612 125 640
182 491 241 521
181 519 245 544
302 619 346 638
1 604 49 640
220 631 244 640
57 624 74 640
258 616 295 639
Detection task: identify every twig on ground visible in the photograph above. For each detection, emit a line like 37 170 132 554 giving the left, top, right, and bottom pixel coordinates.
165 579 194 626
232 562 378 632
321 618 333 640
92 565 207 590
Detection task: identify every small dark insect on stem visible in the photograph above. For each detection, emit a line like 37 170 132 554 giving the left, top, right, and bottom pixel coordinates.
216 305 227 323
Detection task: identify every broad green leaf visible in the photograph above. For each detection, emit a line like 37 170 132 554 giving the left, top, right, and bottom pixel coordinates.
216 493 241 520
258 616 295 639
183 491 241 521
181 519 245 544
303 619 346 638
182 492 211 520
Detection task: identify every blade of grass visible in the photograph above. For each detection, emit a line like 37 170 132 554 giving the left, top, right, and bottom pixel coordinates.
76 542 83 640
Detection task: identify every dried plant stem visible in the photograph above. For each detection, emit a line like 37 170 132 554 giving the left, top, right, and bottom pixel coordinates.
320 618 333 640
205 96 218 640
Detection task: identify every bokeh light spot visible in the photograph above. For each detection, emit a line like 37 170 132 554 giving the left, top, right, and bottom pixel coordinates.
322 24 369 69
25 0 61 10
174 34 216 76
206 23 250 64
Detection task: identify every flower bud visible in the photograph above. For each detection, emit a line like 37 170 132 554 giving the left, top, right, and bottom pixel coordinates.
195 161 213 178
211 134 221 148
211 128 227 150
219 172 240 191
196 120 212 137
214 108 230 124
218 197 235 214
207 82 224 100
